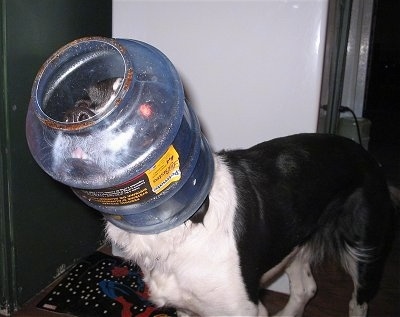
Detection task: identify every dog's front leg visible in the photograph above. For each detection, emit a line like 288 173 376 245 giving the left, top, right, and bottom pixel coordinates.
274 256 316 317
176 309 198 317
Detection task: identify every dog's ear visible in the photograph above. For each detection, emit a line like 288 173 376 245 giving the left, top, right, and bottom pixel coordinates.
188 196 210 225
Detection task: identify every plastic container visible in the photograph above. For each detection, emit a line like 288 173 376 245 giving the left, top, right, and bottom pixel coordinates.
26 37 214 234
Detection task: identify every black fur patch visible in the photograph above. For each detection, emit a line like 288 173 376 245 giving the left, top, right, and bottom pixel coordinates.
189 196 210 224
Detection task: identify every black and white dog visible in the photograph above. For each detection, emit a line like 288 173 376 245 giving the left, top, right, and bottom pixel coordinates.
58 78 397 316
106 133 398 316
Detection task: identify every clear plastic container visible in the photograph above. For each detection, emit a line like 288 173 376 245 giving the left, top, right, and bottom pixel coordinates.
26 37 214 234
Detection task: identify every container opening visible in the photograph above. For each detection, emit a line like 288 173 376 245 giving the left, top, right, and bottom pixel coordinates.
39 43 126 123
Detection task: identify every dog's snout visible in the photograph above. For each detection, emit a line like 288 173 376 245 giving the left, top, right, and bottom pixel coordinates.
65 158 102 178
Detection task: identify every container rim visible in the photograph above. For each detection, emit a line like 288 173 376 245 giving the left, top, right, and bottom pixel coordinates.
31 37 133 131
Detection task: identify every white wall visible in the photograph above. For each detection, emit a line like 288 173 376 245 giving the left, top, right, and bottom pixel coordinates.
113 0 329 151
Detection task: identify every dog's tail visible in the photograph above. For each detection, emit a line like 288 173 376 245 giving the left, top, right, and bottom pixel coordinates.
389 185 400 213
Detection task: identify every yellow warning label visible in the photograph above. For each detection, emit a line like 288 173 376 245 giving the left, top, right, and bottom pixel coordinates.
145 145 181 194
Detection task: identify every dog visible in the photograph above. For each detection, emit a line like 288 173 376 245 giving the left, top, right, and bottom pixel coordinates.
56 78 397 316
105 133 398 316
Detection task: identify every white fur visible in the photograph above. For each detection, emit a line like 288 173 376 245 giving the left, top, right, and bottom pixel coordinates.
52 126 135 169
106 155 265 316
50 123 137 187
349 293 368 317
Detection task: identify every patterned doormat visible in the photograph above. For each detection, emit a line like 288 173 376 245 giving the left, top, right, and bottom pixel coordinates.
37 251 177 317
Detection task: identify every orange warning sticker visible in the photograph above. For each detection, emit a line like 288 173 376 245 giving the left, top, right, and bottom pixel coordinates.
145 145 181 194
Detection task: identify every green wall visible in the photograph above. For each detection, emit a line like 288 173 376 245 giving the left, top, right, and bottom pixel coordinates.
0 0 112 313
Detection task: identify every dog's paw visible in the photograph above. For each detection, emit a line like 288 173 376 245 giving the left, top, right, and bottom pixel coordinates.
349 297 368 317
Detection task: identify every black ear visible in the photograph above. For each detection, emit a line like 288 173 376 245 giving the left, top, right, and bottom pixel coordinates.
189 196 210 224
63 101 96 122
87 77 120 106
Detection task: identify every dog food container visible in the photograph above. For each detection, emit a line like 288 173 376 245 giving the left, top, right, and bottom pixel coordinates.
26 37 214 234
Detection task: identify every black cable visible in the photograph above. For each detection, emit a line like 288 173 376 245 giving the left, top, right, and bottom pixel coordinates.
339 106 362 145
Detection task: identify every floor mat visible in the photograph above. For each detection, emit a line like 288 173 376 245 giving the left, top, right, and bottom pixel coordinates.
37 251 177 317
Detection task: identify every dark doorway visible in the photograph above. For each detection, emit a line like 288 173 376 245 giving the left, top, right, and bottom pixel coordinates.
364 0 400 186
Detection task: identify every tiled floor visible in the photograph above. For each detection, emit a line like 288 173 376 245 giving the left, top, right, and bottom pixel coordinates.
10 226 400 317
10 244 113 317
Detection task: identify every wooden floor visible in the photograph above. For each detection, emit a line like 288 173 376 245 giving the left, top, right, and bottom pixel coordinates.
261 231 400 317
11 230 400 317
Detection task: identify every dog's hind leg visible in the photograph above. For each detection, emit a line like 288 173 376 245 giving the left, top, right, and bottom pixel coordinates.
338 187 396 317
340 247 369 317
341 241 392 317
274 254 316 317
349 292 368 317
